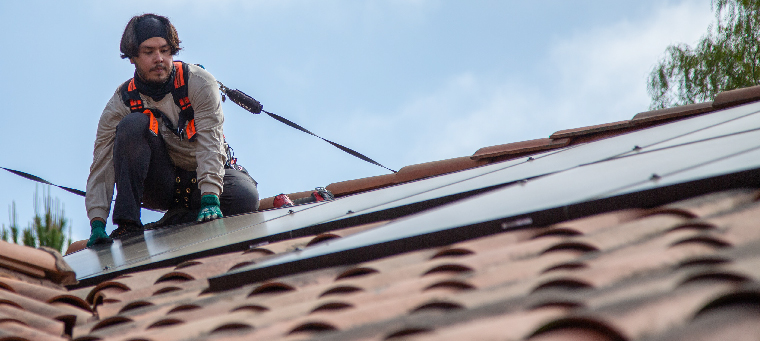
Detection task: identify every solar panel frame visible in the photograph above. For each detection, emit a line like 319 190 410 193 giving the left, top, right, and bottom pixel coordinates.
65 102 760 285
208 122 760 291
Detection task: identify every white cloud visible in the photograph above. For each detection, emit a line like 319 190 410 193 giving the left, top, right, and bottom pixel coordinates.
545 0 714 125
348 0 714 167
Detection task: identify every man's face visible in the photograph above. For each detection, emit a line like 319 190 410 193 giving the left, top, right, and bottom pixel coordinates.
131 37 173 84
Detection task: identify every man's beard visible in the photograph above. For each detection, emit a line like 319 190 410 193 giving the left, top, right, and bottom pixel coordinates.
138 64 171 86
133 63 175 101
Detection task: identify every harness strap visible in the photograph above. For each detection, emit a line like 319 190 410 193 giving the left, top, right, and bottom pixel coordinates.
121 79 160 136
143 109 160 136
126 79 144 111
120 62 239 170
171 61 197 141
120 61 195 140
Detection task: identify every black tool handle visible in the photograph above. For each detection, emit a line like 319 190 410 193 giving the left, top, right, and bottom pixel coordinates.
227 89 263 114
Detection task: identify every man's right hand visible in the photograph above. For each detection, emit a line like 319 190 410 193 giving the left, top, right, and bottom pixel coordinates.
87 219 112 247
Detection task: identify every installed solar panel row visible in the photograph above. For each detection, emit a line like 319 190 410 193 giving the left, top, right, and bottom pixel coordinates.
65 102 760 284
209 106 760 290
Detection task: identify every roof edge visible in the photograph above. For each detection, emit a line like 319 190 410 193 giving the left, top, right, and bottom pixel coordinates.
632 101 714 123
713 85 760 108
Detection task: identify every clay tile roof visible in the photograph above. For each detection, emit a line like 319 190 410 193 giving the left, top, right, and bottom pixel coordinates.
43 192 760 339
713 84 760 108
0 241 57 277
65 240 87 255
471 137 571 161
8 84 760 340
0 241 76 286
632 101 715 123
550 121 635 139
326 173 396 197
395 156 488 183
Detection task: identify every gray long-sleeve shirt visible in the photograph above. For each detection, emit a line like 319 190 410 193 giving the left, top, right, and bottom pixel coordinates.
86 63 226 222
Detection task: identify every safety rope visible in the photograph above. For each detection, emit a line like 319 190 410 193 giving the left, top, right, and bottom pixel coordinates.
3 80 397 204
2 167 165 212
2 167 85 197
218 82 397 173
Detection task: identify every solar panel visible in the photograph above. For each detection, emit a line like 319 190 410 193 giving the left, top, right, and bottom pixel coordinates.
209 115 760 291
65 102 760 284
323 103 760 221
618 107 760 156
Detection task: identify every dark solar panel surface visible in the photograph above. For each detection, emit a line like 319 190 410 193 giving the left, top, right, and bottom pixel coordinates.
335 104 760 218
65 102 760 283
210 105 760 290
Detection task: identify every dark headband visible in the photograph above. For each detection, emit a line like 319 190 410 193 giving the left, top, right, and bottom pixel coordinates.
135 15 168 46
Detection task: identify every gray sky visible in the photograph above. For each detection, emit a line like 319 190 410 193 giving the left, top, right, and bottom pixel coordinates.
0 0 713 242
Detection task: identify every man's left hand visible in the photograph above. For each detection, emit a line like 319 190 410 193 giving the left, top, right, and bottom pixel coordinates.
197 194 223 221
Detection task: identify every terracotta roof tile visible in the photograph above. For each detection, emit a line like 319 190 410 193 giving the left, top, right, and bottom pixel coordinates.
550 121 635 139
574 214 688 251
326 174 397 197
161 251 270 280
721 256 760 282
0 278 90 312
703 204 760 246
110 268 179 291
0 241 65 282
471 138 571 161
394 156 489 184
248 235 317 255
0 306 66 337
78 299 249 340
658 188 759 219
94 310 257 341
65 240 87 255
653 289 760 341
713 85 760 108
65 191 760 340
0 289 91 334
94 281 206 319
65 286 93 304
0 321 69 341
306 220 390 247
603 282 736 340
562 126 647 146
450 225 543 252
528 318 625 341
562 240 714 289
632 101 715 123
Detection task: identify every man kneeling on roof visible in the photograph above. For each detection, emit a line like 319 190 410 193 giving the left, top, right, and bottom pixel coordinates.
86 14 259 247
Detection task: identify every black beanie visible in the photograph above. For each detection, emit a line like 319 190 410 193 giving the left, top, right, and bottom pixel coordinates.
135 15 168 46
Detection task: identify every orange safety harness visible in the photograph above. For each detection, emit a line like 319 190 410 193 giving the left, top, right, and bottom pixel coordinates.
120 61 197 141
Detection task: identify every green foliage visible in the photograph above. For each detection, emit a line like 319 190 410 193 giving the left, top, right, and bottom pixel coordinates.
4 186 70 253
4 201 19 244
22 226 36 247
32 186 69 252
648 0 760 109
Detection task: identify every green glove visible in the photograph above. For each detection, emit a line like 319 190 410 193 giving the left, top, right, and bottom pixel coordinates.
197 194 223 222
87 220 112 247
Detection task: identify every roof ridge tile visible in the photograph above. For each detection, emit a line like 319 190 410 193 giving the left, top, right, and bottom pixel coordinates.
471 138 571 161
713 85 760 108
632 101 715 123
